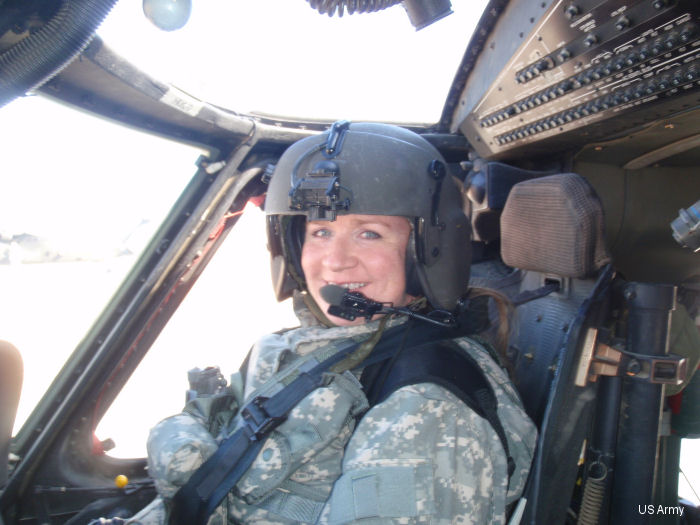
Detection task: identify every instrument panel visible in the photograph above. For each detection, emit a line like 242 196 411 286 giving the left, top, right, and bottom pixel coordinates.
461 0 700 159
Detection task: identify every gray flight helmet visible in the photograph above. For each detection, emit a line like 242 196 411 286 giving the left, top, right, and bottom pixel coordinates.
265 121 471 311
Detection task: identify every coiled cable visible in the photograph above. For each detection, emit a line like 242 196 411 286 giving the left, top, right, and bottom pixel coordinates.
307 0 403 17
577 461 608 525
0 0 119 108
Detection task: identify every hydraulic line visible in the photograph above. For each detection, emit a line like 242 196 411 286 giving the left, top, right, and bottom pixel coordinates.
307 0 402 17
0 0 119 108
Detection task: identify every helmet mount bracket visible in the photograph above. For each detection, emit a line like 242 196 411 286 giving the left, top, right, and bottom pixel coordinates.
288 121 353 221
420 159 447 267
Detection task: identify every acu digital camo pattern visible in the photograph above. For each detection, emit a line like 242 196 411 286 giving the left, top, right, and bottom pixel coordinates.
122 314 537 524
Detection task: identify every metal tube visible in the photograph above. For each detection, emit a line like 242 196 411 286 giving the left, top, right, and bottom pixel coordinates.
610 282 675 524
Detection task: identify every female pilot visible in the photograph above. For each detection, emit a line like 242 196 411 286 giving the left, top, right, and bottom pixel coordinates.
124 122 537 524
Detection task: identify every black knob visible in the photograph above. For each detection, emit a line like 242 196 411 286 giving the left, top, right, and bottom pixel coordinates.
665 33 678 49
584 34 598 47
565 4 581 20
600 63 612 76
652 0 670 9
638 46 650 60
657 76 670 90
558 48 572 62
625 53 639 66
615 16 631 31
557 81 574 95
651 39 665 55
680 24 696 44
614 92 628 104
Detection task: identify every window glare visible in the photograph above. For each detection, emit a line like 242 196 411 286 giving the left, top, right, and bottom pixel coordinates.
97 1 488 123
0 95 202 435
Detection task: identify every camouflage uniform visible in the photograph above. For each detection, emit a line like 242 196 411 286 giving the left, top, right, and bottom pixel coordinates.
126 312 537 525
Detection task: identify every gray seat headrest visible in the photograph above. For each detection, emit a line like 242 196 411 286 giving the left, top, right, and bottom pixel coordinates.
500 173 611 278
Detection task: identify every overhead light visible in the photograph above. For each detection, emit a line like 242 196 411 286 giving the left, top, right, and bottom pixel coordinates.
143 0 192 31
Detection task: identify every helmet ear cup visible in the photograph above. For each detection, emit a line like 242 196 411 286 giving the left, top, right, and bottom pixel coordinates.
284 215 307 285
267 215 307 301
405 226 422 298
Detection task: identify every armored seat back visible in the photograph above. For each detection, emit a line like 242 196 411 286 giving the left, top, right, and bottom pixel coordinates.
497 173 613 524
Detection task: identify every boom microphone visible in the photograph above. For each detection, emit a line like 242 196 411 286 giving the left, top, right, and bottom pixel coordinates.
320 284 384 321
319 284 456 327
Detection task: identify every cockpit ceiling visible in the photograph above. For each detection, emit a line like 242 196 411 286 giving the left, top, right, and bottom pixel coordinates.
454 0 700 163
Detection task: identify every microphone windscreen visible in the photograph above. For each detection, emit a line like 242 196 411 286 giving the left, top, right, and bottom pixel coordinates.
320 284 346 306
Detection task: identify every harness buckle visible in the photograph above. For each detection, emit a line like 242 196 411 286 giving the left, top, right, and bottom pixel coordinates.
241 396 286 441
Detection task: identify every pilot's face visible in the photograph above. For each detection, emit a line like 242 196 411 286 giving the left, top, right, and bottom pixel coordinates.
301 214 414 326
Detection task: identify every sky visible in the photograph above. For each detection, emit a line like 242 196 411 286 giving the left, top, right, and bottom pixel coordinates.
96 0 487 123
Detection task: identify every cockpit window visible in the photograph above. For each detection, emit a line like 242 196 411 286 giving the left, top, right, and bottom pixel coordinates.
0 95 203 436
96 204 298 458
96 1 489 124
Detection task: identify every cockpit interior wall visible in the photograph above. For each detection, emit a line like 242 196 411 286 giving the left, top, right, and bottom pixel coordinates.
453 0 700 285
456 0 700 160
575 161 700 284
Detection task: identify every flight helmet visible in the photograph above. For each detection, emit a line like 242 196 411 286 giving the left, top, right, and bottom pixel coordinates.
264 121 471 311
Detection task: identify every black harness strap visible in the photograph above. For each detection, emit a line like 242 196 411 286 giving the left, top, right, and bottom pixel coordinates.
361 340 516 481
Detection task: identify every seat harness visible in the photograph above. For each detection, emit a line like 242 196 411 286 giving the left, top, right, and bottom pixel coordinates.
170 319 513 525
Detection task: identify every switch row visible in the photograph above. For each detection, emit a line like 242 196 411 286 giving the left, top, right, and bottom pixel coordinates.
495 60 699 146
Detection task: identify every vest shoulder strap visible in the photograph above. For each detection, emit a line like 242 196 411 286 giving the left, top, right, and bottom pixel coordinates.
361 339 516 481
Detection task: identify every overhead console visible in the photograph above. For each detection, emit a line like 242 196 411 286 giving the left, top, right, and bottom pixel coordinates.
458 0 700 160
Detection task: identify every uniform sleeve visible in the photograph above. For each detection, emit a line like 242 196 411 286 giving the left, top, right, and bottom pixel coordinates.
320 383 510 525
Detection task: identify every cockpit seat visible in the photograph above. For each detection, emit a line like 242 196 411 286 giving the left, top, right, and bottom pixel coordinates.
496 172 613 524
500 172 611 426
